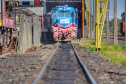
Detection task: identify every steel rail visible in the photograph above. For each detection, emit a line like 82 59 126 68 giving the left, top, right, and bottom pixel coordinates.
33 42 97 84
33 44 59 84
71 43 97 84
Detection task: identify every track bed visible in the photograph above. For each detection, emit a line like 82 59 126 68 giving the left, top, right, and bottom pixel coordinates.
37 43 89 84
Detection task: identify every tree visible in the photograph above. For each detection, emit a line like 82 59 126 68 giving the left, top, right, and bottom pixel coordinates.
121 12 125 22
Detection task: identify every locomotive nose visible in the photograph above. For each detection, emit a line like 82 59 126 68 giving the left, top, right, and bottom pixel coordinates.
62 29 68 34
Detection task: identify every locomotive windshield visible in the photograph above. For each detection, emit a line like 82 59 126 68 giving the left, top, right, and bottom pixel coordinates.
65 12 71 17
58 12 64 17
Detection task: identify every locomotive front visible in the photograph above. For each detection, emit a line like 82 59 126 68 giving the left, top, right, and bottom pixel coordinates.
51 5 78 41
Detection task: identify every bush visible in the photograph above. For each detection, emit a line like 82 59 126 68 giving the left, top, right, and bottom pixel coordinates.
86 47 96 52
102 46 109 51
112 45 123 52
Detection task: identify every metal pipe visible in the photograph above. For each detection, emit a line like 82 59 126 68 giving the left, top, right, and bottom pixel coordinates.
14 0 16 29
125 0 126 46
93 0 95 39
42 16 43 41
90 0 92 39
42 0 43 42
1 0 3 28
106 0 109 43
88 0 90 38
82 0 84 38
1 0 3 46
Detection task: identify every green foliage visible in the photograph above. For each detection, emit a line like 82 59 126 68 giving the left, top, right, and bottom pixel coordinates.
75 39 81 42
87 38 90 40
112 45 123 52
121 60 126 66
122 46 126 51
104 18 122 35
121 12 125 22
83 40 126 67
34 46 37 50
86 46 96 52
101 46 109 51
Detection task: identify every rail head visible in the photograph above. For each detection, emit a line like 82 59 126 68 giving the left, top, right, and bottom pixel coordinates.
33 44 59 84
71 43 97 84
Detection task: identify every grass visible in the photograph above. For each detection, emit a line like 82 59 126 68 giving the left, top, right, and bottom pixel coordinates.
75 39 126 67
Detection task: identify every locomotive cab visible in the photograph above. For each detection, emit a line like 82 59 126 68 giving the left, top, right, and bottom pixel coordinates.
51 6 78 40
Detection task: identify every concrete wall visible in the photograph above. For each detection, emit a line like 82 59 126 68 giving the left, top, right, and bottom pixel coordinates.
17 14 41 54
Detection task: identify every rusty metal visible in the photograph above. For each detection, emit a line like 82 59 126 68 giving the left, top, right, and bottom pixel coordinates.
9 0 11 5
34 0 40 5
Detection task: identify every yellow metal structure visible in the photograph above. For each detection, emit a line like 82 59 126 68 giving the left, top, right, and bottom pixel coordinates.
85 0 91 38
0 19 2 27
95 0 109 51
85 0 90 20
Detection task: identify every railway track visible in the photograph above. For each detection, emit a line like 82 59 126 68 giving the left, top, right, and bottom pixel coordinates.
33 42 96 84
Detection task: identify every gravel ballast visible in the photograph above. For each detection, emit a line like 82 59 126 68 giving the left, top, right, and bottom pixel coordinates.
0 42 58 84
73 43 126 84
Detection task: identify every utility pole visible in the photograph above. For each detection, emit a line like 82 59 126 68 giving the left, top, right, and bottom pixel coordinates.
106 0 109 43
82 0 84 38
100 3 103 40
125 0 126 46
93 0 95 39
90 0 92 39
114 0 118 45
88 0 90 38
14 0 16 29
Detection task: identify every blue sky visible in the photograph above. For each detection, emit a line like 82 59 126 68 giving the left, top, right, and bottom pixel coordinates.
109 0 125 20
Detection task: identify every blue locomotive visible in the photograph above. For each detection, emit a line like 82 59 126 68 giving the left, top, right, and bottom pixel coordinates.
51 5 78 40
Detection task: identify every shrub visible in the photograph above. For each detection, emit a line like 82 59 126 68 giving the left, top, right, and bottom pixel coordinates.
112 45 123 52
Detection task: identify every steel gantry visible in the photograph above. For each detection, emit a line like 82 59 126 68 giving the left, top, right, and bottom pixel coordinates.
95 0 109 51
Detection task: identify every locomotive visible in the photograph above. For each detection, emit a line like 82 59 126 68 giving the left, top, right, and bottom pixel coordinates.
51 5 78 41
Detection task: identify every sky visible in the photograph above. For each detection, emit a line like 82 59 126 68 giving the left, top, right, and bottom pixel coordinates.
109 0 125 20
